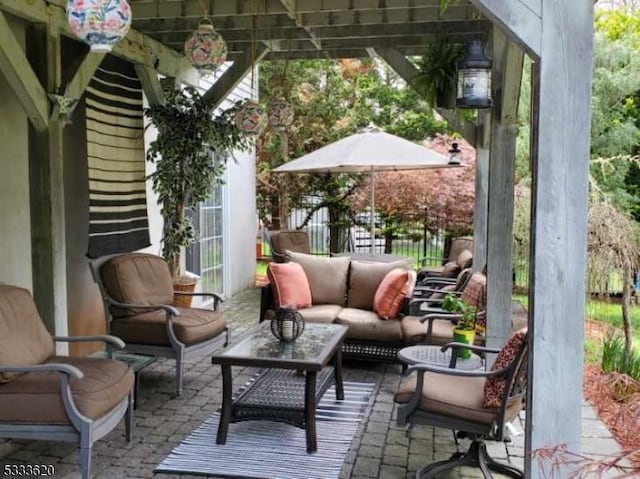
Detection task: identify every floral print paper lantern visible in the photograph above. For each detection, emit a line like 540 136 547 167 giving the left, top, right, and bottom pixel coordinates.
267 98 295 130
67 0 132 52
235 101 268 136
184 18 228 72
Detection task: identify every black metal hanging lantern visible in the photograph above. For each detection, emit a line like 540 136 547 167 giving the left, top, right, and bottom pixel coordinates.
456 40 492 109
270 307 305 342
448 142 462 165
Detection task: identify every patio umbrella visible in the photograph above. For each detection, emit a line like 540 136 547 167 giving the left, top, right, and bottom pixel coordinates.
272 127 458 251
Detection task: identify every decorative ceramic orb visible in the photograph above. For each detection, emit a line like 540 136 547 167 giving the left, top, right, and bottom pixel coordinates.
267 99 295 130
235 101 268 136
270 308 305 342
184 18 228 72
67 0 132 52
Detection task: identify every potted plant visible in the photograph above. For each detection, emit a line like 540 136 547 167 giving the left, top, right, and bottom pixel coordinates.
411 38 465 109
145 87 250 299
442 293 476 358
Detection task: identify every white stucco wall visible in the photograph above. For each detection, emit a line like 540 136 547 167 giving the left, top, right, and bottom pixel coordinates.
0 15 31 290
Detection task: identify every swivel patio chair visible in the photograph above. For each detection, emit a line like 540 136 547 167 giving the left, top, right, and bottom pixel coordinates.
90 252 229 396
266 229 311 263
412 267 473 306
0 285 134 479
394 329 528 478
417 236 473 281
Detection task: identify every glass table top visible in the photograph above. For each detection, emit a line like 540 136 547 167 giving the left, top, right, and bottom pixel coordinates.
216 322 347 363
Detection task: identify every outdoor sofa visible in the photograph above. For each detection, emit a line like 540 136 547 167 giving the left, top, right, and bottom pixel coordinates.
259 251 456 362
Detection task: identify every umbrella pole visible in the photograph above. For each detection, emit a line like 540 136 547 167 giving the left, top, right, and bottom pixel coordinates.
370 166 375 255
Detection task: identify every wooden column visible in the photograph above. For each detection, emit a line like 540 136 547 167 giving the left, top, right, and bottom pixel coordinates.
27 21 68 341
485 29 522 355
473 111 490 271
526 0 594 475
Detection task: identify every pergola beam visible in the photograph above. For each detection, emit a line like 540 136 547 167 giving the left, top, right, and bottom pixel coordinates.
279 0 323 50
66 52 106 100
469 0 541 57
372 47 476 146
0 0 194 79
0 10 49 131
134 65 165 106
202 44 268 109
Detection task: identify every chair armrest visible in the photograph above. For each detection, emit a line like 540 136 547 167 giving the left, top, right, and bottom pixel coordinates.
440 342 499 355
406 362 509 378
418 278 457 287
0 363 84 380
173 292 225 310
53 335 125 349
106 297 179 316
418 312 461 323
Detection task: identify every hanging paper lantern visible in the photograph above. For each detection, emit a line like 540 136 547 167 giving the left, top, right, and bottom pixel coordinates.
235 101 268 136
267 98 295 130
184 18 228 71
67 0 132 52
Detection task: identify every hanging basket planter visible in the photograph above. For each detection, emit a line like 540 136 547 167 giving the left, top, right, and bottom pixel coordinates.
66 0 132 52
267 98 295 130
184 18 228 72
235 100 268 136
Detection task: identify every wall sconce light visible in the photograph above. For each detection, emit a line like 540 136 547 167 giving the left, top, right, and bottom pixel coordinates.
456 40 492 109
448 142 462 165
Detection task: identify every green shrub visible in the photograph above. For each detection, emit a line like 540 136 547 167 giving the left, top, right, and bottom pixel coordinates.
601 333 640 382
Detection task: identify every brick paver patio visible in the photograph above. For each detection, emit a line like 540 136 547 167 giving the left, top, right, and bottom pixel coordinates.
0 287 623 478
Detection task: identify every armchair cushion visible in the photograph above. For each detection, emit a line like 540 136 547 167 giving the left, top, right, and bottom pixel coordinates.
0 286 54 384
0 356 133 424
401 316 458 345
100 253 174 317
267 262 312 309
373 268 411 319
286 251 350 305
456 249 473 269
441 261 461 278
347 260 411 310
110 307 226 346
483 328 528 408
336 308 403 341
395 372 497 424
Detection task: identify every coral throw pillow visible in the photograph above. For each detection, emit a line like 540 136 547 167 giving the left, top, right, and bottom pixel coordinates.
482 328 528 408
267 262 312 309
373 268 411 320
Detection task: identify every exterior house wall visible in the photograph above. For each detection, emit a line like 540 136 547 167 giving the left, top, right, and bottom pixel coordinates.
0 14 31 291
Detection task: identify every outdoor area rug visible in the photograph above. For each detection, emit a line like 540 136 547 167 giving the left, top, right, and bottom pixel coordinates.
155 381 376 479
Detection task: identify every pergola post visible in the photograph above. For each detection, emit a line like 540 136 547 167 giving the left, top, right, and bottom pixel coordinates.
473 111 490 272
526 1 594 475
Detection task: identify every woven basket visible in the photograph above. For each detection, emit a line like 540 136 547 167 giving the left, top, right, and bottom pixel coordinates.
173 279 196 308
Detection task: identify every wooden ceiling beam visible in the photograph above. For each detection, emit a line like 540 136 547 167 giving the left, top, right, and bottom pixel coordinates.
279 0 323 50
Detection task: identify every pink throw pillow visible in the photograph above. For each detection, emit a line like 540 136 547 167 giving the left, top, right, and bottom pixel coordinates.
482 328 528 408
373 268 410 320
267 262 312 309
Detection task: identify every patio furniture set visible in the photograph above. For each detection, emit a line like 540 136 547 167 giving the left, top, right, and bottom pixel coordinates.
0 245 526 479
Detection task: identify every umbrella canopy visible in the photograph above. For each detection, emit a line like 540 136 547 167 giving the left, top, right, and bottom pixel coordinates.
272 127 459 253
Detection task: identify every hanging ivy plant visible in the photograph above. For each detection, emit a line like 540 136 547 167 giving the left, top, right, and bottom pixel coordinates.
145 87 251 278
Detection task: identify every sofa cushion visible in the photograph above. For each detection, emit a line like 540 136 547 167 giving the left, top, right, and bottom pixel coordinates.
0 356 133 424
347 260 411 310
297 305 343 324
0 286 54 384
394 372 498 425
110 307 227 346
286 251 350 305
267 262 312 309
373 269 411 319
336 308 403 341
101 253 174 317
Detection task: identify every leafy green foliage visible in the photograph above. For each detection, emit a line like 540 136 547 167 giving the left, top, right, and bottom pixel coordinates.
411 39 465 108
442 293 476 330
145 87 250 277
602 333 640 381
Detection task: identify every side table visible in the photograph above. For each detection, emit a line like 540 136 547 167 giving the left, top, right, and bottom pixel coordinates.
93 351 156 408
398 345 483 371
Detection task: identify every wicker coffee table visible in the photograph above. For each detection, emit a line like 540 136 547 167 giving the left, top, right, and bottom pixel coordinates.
212 322 348 453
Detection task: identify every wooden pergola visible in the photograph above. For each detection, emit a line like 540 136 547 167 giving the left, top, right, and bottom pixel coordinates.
0 0 594 476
